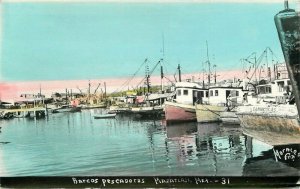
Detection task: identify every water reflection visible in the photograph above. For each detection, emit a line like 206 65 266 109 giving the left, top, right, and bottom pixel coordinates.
164 122 300 176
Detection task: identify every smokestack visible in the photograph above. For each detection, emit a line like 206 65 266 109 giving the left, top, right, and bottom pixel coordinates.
284 0 289 10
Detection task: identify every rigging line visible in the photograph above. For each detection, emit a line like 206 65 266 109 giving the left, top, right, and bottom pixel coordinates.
247 48 268 82
112 59 148 93
149 59 162 76
266 47 280 61
135 76 147 90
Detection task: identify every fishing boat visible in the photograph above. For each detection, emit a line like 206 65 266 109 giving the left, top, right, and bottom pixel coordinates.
131 105 164 118
80 102 107 109
52 105 82 113
129 93 171 118
164 81 208 123
236 1 300 134
196 86 245 123
94 113 116 119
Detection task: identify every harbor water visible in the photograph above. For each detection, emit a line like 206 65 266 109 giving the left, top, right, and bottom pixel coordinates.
0 109 299 176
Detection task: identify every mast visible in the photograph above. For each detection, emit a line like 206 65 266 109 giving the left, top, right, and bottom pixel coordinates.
39 84 42 97
161 33 165 92
104 82 107 100
65 88 68 105
202 68 205 88
275 0 300 116
206 41 211 87
160 64 164 92
213 64 217 84
88 80 91 104
145 61 150 94
252 53 257 83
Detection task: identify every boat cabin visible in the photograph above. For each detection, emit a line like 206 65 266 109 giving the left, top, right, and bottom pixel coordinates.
205 86 245 106
146 93 174 106
173 82 208 105
256 79 291 97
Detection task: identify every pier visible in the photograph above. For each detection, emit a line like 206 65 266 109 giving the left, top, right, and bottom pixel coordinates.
0 106 48 119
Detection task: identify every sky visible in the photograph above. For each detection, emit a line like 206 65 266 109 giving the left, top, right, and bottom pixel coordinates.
0 1 293 82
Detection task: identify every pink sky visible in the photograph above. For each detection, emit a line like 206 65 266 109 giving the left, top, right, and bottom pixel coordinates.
0 69 243 102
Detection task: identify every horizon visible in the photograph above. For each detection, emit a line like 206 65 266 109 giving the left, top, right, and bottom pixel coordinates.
0 69 246 102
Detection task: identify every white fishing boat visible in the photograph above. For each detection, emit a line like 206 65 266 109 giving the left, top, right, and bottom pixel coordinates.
196 86 246 123
237 104 299 133
237 1 300 134
164 81 208 123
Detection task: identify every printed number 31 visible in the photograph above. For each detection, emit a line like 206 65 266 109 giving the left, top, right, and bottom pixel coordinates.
221 178 230 185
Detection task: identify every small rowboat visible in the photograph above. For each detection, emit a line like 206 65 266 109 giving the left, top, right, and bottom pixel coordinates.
93 113 116 119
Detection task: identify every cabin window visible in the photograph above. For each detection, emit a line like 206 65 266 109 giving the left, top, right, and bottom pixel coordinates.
183 90 188 95
200 91 204 97
177 89 181 96
277 81 284 92
210 90 213 96
215 90 218 96
236 91 239 96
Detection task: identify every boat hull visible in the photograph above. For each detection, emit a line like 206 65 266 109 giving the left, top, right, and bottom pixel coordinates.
195 104 227 123
81 104 106 109
237 105 300 134
52 106 81 113
164 101 196 123
109 106 131 114
131 106 164 118
94 113 116 119
220 111 240 125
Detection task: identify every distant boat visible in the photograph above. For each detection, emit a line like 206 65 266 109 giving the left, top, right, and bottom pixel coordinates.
93 113 116 119
109 106 131 114
52 105 81 113
80 103 106 109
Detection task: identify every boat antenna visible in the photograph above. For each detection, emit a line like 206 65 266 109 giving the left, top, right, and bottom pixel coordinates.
162 32 165 58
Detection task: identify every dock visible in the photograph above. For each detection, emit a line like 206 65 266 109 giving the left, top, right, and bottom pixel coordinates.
0 106 48 119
